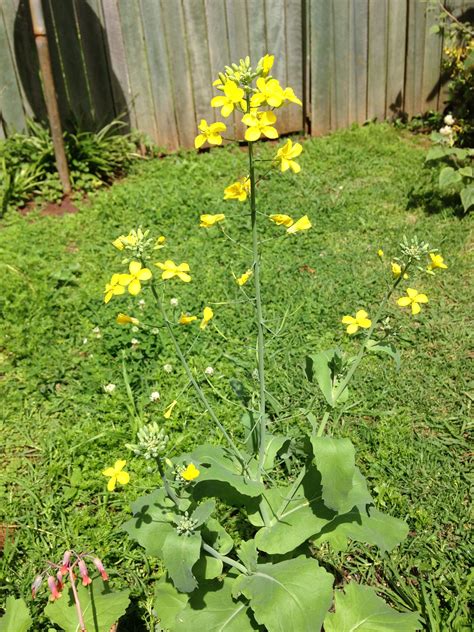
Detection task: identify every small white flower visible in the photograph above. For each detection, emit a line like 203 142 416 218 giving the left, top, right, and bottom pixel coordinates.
439 125 453 136
150 391 161 402
131 338 140 347
204 366 214 376
83 337 88 345
104 383 116 393
170 297 179 307
131 325 139 333
163 363 173 373
138 299 146 310
151 328 159 335
92 326 101 339
444 114 455 126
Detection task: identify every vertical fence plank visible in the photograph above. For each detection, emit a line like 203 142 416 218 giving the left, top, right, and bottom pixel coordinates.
422 5 443 111
367 0 388 121
247 0 267 63
204 0 231 127
139 0 179 149
265 0 289 132
350 0 368 124
404 0 426 116
332 0 350 130
310 0 333 134
385 0 408 120
101 0 136 129
159 0 196 148
285 0 304 132
225 0 249 139
0 6 26 132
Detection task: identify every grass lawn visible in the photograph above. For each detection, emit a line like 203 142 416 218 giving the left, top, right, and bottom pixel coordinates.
0 123 472 629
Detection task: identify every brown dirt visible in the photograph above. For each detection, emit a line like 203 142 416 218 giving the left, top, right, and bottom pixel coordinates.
19 195 80 217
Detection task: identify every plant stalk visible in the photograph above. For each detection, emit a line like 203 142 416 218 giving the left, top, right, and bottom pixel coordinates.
202 542 249 575
68 567 86 632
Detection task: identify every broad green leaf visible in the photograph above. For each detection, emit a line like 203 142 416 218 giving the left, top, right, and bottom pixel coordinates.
122 488 176 557
458 166 473 179
305 350 335 406
162 531 202 593
439 166 462 189
311 436 358 513
233 557 333 632
194 555 224 580
154 577 188 630
315 505 408 554
175 578 259 631
190 445 264 499
238 540 258 572
191 499 216 526
262 434 289 471
0 597 32 632
429 23 440 34
366 340 401 369
44 578 130 632
425 146 448 162
460 185 474 213
241 411 259 453
325 582 421 631
201 518 234 555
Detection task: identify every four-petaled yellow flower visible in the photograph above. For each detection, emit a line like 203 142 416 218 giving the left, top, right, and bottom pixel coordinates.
211 80 246 117
377 249 384 258
104 273 127 304
391 262 408 279
251 77 285 108
102 460 130 492
179 313 197 325
200 306 214 330
164 400 177 419
155 260 191 283
282 87 302 106
181 463 200 481
397 288 429 315
269 214 294 227
275 139 303 173
116 313 139 325
260 54 274 76
200 213 225 228
119 261 153 296
224 178 250 202
242 110 278 142
341 310 372 335
195 120 227 149
427 253 448 272
237 269 253 286
287 215 311 234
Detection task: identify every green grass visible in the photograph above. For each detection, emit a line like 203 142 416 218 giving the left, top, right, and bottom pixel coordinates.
0 123 472 629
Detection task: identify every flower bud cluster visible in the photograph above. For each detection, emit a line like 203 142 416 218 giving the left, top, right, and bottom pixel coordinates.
398 236 431 261
126 422 169 460
176 513 198 537
112 227 166 259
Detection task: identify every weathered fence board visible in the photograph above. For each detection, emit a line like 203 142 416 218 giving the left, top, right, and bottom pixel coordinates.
1 0 471 149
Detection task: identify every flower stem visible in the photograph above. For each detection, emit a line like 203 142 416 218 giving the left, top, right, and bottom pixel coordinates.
248 139 267 479
202 542 249 575
148 282 247 467
156 456 180 506
68 568 86 632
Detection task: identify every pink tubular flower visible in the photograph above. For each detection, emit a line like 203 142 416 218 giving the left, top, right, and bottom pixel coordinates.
31 574 43 599
47 575 62 601
78 559 92 586
60 550 72 575
93 557 109 581
56 571 64 592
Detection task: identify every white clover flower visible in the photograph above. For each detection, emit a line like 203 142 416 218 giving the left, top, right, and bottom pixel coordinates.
104 383 116 393
163 363 173 373
92 326 101 339
83 337 88 345
131 325 139 333
444 114 455 126
150 391 161 402
131 338 140 346
439 125 453 136
170 297 179 307
138 299 146 310
204 366 214 376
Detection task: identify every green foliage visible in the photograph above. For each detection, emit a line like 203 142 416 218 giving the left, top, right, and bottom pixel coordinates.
43 577 130 632
325 583 421 631
425 138 474 213
0 597 32 632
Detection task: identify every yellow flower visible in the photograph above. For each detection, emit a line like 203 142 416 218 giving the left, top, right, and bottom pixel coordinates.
287 215 311 234
116 313 139 325
269 214 294 227
179 313 197 325
119 261 153 295
242 110 278 142
259 54 274 77
224 178 250 202
154 235 166 250
163 400 177 419
427 253 448 271
112 229 145 251
200 213 225 228
282 87 302 106
275 139 302 173
102 460 130 492
112 237 125 251
181 463 200 481
104 273 128 304
236 269 253 286
391 262 408 280
377 249 384 258
155 260 191 283
341 310 372 335
195 119 227 149
397 288 429 315
252 77 285 108
200 306 214 330
211 80 246 117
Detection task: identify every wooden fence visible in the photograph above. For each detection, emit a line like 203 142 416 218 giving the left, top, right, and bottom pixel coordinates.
0 0 472 149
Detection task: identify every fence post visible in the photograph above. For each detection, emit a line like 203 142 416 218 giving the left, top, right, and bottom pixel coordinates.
28 0 71 195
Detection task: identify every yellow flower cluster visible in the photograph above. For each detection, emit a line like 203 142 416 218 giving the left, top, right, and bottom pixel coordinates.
104 261 152 303
179 306 214 330
269 214 312 234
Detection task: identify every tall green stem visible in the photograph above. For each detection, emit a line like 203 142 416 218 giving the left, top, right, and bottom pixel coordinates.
248 139 267 478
